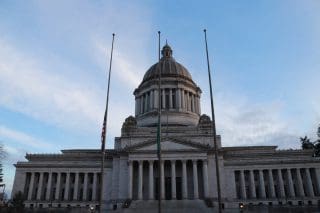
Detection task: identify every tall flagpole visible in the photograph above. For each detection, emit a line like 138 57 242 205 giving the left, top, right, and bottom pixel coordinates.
157 30 162 213
203 29 222 213
100 33 115 213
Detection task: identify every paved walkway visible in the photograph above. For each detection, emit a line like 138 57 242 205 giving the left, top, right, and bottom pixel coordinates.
114 201 320 213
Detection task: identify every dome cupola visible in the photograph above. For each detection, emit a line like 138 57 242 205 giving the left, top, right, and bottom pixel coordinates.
134 44 202 127
161 43 172 58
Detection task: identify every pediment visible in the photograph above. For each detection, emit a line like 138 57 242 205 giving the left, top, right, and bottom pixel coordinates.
137 140 197 151
123 137 210 152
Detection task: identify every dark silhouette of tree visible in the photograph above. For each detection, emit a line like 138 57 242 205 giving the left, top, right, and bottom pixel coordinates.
301 124 320 157
313 125 320 157
300 136 314 149
11 191 25 210
0 142 4 191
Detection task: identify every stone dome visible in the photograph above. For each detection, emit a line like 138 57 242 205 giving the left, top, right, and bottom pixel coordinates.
134 44 201 127
141 44 194 84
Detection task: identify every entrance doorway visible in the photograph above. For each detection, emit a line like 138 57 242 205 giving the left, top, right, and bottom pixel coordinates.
154 177 183 200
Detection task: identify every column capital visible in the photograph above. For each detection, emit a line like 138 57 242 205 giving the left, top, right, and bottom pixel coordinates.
192 159 198 164
181 160 187 164
148 160 154 164
170 160 176 164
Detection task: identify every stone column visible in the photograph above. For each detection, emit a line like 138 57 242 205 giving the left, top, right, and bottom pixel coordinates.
154 90 159 109
148 160 154 200
182 160 188 199
73 173 79 200
160 160 165 200
162 89 165 109
194 96 198 114
169 89 173 109
36 172 44 200
150 90 154 109
128 161 133 199
192 160 199 199
46 172 52 200
92 173 97 201
191 95 195 112
186 92 190 111
138 161 143 200
83 173 88 201
135 98 138 115
176 89 181 109
249 170 256 198
140 95 144 114
148 93 151 111
181 89 185 110
171 160 176 199
91 172 97 201
27 172 35 200
259 170 266 198
305 168 314 197
64 173 70 200
55 173 61 200
145 93 148 112
277 169 285 198
240 170 246 199
268 169 276 198
287 169 295 197
296 168 305 197
202 160 209 198
197 96 201 114
315 168 320 196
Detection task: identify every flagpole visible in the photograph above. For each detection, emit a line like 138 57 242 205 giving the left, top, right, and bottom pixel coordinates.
203 29 222 213
157 30 162 213
100 33 115 213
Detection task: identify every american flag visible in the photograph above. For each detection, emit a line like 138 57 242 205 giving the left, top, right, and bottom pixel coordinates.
101 113 107 151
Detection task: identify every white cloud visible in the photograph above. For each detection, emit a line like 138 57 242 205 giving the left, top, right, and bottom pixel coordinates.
93 39 143 88
0 0 154 139
201 93 301 149
0 38 104 132
0 125 53 149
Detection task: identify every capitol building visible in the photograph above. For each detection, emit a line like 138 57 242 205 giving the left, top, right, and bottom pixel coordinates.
11 44 320 212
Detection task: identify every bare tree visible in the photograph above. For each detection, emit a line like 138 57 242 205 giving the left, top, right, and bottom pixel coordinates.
0 142 4 184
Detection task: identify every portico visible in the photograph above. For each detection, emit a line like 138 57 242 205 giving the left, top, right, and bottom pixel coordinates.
127 158 209 201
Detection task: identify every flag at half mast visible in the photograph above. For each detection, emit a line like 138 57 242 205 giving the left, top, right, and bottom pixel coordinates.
101 113 107 151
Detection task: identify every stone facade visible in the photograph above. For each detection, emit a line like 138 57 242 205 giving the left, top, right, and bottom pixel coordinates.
11 45 320 211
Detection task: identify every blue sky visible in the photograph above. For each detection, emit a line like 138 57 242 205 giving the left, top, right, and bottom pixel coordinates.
1 0 320 196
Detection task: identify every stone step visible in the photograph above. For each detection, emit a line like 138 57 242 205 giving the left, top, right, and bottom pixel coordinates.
118 200 213 213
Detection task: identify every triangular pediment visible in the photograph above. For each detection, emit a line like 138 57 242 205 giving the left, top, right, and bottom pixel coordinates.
123 137 211 152
137 140 197 151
